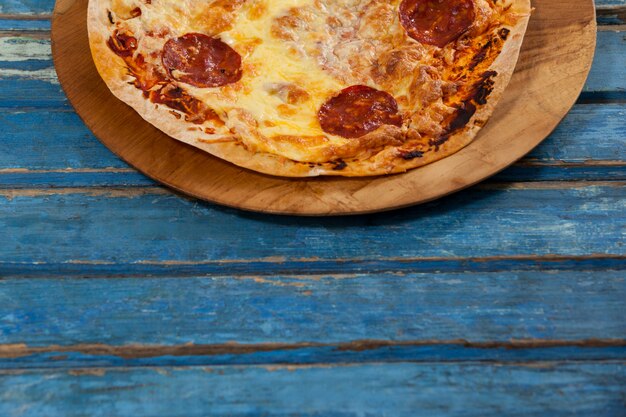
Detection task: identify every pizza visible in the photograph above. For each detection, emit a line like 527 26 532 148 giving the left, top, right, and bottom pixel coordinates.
88 0 531 177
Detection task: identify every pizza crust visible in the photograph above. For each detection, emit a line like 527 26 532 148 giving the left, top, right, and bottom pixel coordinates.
88 0 531 177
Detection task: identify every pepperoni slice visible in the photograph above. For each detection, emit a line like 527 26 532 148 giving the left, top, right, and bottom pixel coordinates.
318 85 402 139
399 0 475 48
162 33 242 88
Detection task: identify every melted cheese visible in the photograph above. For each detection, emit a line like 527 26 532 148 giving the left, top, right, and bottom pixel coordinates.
216 0 343 138
125 0 348 160
110 0 138 19
110 0 509 163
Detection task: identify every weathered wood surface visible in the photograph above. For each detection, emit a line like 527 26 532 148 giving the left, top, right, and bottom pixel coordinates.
0 0 625 414
583 30 626 99
0 0 56 14
2 271 625 345
0 271 624 369
1 184 624 275
1 363 625 417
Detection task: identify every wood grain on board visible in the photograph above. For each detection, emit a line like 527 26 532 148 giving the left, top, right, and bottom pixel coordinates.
50 0 597 214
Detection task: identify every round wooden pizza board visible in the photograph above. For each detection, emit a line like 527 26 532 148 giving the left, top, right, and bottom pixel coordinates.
51 0 597 216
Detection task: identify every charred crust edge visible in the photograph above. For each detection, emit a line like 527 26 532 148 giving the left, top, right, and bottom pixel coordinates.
434 70 498 148
402 150 424 160
469 39 493 71
331 160 348 171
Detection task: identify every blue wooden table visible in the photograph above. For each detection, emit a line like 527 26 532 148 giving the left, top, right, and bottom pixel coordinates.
1 1 625 415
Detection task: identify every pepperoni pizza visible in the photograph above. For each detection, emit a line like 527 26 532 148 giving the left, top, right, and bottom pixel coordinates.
88 0 531 177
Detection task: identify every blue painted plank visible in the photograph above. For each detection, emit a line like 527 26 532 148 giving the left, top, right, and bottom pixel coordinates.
495 165 626 182
0 35 50 60
597 17 625 25
523 104 626 162
0 18 50 31
1 185 624 270
0 271 624 349
0 59 53 70
596 1 626 24
0 111 130 170
0 0 54 15
597 11 626 26
1 363 625 417
583 31 626 96
0 170 156 188
0 79 67 108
